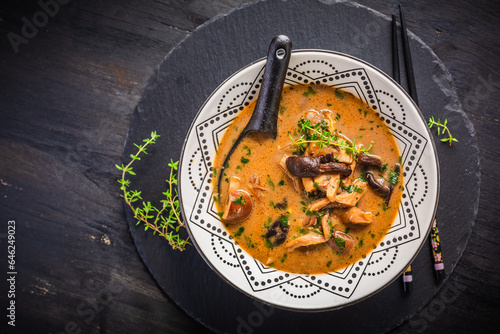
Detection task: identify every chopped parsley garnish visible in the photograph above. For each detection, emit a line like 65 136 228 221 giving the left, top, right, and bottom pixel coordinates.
265 238 274 249
245 236 255 248
232 194 246 205
302 86 317 97
243 145 251 156
335 237 346 249
334 89 344 100
281 253 288 263
267 176 275 190
240 156 250 165
297 228 309 235
342 185 364 194
388 168 400 185
234 227 244 237
313 228 323 235
278 213 290 226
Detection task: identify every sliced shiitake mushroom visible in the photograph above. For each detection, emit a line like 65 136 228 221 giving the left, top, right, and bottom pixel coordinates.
221 189 252 224
327 231 354 254
264 218 289 246
358 153 383 170
221 176 253 224
366 171 391 196
285 154 351 178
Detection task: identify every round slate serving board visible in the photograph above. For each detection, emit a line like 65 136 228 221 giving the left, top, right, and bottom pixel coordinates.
121 0 480 333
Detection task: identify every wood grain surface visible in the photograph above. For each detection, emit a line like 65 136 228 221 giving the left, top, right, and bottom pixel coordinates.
0 0 498 333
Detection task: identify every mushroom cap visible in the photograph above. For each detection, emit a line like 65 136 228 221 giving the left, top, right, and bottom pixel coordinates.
221 189 253 224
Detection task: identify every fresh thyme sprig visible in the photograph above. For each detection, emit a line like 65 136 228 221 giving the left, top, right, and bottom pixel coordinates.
116 131 190 251
289 119 372 157
428 117 458 146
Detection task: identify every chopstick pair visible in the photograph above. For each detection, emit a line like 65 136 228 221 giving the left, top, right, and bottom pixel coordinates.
391 5 445 293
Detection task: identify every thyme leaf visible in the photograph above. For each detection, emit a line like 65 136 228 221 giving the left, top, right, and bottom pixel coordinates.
116 132 190 251
289 119 372 158
428 117 458 146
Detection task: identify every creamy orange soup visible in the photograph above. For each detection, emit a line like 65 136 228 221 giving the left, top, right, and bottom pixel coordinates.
213 84 403 274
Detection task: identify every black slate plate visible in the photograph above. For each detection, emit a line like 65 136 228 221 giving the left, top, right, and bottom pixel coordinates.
121 0 479 332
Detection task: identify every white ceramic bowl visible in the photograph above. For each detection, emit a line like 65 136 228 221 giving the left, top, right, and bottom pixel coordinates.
179 50 439 311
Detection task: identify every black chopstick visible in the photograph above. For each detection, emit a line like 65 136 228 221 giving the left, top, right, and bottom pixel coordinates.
391 14 401 85
396 5 445 290
399 4 419 105
392 12 413 293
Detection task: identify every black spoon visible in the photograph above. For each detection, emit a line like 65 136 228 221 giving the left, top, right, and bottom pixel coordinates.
217 35 292 199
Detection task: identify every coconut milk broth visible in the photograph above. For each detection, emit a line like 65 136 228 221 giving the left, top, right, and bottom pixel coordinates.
213 84 402 274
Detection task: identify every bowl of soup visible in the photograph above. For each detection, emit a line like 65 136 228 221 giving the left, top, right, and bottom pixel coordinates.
178 50 439 311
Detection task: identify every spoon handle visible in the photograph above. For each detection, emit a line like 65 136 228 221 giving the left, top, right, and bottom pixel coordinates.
217 35 291 199
243 35 292 139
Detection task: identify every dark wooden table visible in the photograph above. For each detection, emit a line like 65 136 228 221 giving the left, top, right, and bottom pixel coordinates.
1 0 498 333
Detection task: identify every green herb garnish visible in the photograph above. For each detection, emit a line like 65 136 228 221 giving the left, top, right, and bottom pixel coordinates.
388 168 400 185
235 226 245 237
245 236 255 248
342 185 364 194
289 119 372 158
303 86 317 97
428 117 458 146
281 253 288 263
313 228 323 235
232 194 246 205
278 213 290 226
265 238 274 248
116 132 190 251
334 89 344 100
267 176 275 190
335 237 346 249
297 228 309 235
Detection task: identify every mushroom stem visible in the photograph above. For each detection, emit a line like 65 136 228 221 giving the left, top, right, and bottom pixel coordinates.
366 171 391 196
